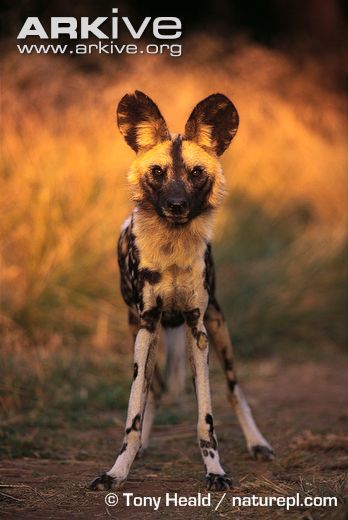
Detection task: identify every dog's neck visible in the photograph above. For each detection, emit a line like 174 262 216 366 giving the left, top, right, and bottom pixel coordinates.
132 207 214 270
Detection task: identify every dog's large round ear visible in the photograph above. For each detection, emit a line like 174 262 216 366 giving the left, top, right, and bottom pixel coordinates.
117 91 170 153
184 94 239 156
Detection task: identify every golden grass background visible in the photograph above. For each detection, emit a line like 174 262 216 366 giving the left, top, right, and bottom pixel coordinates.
1 38 347 355
1 38 347 520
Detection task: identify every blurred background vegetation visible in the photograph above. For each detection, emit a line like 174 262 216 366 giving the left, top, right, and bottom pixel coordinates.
0 1 347 446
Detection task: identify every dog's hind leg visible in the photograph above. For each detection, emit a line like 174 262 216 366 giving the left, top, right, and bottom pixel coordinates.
163 324 186 403
204 302 275 461
139 364 165 454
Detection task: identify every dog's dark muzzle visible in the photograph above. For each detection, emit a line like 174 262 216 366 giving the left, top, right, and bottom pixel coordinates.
166 198 188 215
163 197 190 224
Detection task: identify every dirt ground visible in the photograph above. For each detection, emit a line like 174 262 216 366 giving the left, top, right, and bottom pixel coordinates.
1 358 347 520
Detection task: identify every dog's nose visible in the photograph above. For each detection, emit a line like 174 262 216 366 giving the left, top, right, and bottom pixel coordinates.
166 198 188 214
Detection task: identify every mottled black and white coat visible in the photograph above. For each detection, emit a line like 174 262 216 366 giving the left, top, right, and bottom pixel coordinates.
90 91 274 492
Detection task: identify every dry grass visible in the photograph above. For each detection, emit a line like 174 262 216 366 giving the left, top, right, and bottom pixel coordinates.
1 38 347 354
292 431 348 452
0 318 131 453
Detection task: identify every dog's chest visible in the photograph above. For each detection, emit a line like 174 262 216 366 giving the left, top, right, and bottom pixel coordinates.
137 236 207 310
152 262 205 310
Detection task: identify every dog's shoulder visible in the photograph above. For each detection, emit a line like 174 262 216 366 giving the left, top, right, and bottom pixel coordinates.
204 242 217 303
117 214 140 308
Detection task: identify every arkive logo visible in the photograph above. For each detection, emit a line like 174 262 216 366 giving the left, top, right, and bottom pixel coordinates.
17 7 183 57
17 8 182 40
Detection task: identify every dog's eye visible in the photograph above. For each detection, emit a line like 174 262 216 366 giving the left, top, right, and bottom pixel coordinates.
151 165 164 177
191 166 204 177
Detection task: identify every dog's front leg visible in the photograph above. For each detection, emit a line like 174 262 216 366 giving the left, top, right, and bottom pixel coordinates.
185 310 232 491
90 312 160 490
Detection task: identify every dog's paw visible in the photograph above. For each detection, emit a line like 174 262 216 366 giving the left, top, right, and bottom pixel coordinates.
250 444 275 461
206 473 232 491
89 473 114 491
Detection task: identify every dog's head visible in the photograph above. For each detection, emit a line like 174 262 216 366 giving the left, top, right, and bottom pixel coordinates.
117 91 239 225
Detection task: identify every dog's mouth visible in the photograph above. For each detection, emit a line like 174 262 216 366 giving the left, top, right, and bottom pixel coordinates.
162 211 190 225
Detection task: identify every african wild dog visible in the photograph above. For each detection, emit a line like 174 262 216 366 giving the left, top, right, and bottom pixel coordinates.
90 91 274 492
